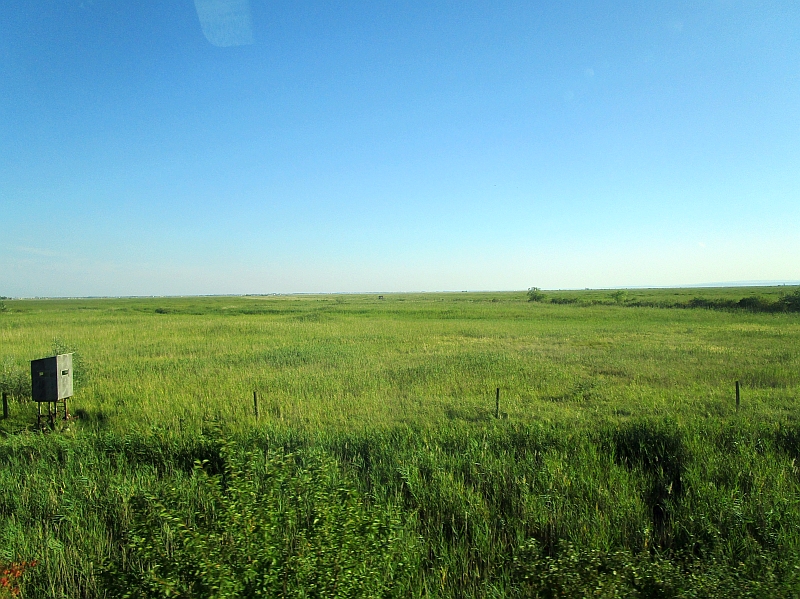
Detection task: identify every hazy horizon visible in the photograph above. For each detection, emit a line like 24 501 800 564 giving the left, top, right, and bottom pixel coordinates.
5 280 800 301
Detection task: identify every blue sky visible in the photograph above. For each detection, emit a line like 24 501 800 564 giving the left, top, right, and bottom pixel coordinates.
2 1 799 296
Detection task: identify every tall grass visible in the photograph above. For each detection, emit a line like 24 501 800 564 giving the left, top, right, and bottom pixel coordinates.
1 290 799 596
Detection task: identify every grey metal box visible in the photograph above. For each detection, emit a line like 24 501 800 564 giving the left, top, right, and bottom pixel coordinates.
31 354 73 402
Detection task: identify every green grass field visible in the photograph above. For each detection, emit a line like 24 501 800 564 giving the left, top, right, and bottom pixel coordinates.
1 288 799 597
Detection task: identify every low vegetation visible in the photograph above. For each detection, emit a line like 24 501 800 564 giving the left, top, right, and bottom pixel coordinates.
1 288 799 597
528 285 800 313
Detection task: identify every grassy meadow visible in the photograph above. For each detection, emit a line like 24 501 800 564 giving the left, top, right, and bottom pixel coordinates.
1 287 800 597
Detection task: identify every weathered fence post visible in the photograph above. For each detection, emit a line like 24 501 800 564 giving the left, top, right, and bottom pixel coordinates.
253 390 259 418
495 387 500 419
735 381 740 411
2 392 7 419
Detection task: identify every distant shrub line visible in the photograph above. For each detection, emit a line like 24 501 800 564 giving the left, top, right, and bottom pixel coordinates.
528 287 800 313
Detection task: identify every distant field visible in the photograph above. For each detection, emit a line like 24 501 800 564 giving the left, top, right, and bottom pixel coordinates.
2 287 799 432
1 288 799 597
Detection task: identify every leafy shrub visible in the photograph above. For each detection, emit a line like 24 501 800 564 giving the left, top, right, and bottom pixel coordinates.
510 541 793 598
103 440 419 598
737 296 772 312
527 287 546 302
610 290 628 304
511 541 680 598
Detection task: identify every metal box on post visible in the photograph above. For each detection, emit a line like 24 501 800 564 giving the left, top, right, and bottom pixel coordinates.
31 353 73 426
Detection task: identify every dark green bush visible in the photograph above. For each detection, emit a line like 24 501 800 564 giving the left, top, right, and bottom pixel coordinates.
549 296 578 305
781 288 800 312
687 297 719 309
683 291 800 313
610 290 629 304
737 296 773 312
527 287 546 302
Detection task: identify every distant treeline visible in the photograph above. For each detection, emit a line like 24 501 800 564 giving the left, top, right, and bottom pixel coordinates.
528 287 800 313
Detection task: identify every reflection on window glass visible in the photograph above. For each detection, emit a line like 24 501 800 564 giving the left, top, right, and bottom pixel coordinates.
194 0 253 47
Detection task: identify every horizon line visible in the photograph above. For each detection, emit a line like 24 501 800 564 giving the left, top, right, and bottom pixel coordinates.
4 280 800 300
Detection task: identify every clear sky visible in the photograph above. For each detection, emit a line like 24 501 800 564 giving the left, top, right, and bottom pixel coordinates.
2 1 799 297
